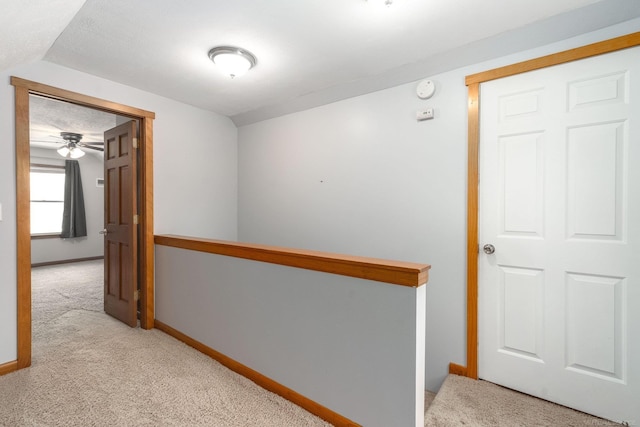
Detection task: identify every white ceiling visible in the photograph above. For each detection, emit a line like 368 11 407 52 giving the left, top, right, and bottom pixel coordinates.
2 0 639 129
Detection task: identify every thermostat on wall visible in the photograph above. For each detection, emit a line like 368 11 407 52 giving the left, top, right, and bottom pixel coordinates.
417 79 435 99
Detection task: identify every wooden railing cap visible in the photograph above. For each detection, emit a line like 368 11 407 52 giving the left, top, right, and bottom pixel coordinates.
155 234 430 288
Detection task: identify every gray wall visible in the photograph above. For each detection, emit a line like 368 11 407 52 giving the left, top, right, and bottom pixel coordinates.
30 147 105 264
237 19 640 392
155 245 426 427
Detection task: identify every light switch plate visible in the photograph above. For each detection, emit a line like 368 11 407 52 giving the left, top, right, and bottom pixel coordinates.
417 108 434 121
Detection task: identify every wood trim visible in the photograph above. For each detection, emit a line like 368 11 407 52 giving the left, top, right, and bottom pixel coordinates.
465 32 640 85
30 234 62 240
460 32 640 381
0 361 18 376
31 256 104 268
466 82 480 380
11 77 155 370
154 320 361 427
10 77 155 119
30 163 65 170
155 234 431 287
448 363 468 377
139 117 155 330
15 84 31 370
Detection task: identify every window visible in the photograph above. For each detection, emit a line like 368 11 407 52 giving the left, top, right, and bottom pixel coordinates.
30 165 65 236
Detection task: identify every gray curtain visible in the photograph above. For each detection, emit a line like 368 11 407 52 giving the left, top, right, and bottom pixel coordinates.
61 160 87 238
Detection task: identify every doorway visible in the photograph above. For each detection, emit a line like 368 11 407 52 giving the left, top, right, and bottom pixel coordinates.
30 94 123 268
29 95 138 330
453 32 640 424
477 46 639 422
12 77 156 370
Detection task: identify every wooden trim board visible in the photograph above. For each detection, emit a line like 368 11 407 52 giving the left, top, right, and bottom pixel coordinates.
10 77 155 119
15 83 31 370
456 32 640 379
31 256 104 268
10 77 156 370
465 32 640 86
154 320 361 427
155 234 431 287
0 361 18 377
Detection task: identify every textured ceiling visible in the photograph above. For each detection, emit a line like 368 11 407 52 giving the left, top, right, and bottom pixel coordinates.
44 0 605 118
30 95 116 141
0 0 86 71
29 95 117 157
2 0 640 128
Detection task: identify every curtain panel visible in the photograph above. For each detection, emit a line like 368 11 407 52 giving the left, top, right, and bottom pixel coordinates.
61 159 88 238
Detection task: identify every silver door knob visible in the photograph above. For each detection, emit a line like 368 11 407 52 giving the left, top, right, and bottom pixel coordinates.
99 229 108 235
483 244 495 255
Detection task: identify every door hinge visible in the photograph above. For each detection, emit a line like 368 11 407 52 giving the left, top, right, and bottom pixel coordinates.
134 214 139 225
133 138 138 149
134 290 140 301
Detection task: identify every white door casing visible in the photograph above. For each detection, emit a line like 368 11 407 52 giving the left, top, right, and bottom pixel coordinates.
478 46 639 424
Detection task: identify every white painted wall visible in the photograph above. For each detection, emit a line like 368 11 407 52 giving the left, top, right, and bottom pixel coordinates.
0 61 238 364
237 19 640 392
30 148 105 264
155 245 426 427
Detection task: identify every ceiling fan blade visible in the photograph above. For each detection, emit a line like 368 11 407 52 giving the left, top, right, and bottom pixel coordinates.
83 141 104 146
30 139 64 145
79 144 104 152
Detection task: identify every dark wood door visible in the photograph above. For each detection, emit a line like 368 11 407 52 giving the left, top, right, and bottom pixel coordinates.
103 121 138 327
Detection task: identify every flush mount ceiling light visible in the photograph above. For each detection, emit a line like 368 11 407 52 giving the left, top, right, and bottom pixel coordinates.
208 46 257 79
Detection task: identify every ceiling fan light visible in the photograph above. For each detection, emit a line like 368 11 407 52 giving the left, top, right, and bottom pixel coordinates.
69 147 85 159
208 46 256 78
57 146 70 157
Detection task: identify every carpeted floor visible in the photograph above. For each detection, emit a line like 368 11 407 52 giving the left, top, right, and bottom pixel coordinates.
424 374 621 427
4 260 620 427
0 260 331 427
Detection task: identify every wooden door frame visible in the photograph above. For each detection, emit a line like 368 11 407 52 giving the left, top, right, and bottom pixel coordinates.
11 77 156 370
449 32 640 380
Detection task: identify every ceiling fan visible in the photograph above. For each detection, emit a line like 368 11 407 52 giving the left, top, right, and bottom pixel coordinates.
42 132 105 159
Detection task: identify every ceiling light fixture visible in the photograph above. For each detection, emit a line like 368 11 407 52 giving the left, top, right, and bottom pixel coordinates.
208 46 257 79
57 132 86 159
57 144 85 159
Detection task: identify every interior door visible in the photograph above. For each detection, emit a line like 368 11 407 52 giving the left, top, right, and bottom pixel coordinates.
103 120 138 327
478 47 639 423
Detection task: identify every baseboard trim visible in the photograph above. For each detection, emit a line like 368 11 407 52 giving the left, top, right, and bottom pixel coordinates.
0 360 18 376
449 362 468 377
154 319 360 427
32 256 104 268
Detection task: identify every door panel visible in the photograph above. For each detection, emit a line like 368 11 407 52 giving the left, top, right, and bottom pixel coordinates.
104 121 138 327
567 122 624 240
479 47 639 424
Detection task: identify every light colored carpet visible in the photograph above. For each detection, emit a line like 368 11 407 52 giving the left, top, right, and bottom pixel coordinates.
425 390 436 412
424 374 621 427
0 260 331 427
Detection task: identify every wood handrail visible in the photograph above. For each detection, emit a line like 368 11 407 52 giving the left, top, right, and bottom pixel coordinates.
154 234 430 287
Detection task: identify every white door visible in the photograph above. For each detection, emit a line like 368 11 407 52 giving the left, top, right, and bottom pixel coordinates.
479 46 640 424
